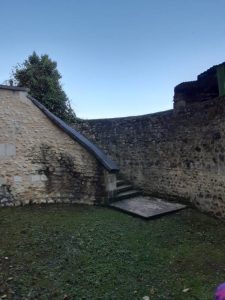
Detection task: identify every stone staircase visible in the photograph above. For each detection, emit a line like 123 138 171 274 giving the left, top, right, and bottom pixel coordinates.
109 175 186 219
114 178 142 201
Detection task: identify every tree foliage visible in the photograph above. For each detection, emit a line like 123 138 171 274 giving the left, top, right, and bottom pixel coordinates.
12 52 76 123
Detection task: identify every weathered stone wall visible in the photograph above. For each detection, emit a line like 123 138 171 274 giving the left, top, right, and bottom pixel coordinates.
0 89 111 206
173 63 222 111
73 97 225 218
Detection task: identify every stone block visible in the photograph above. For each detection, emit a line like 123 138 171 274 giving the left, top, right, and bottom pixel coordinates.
0 144 16 158
14 176 22 184
30 174 41 182
0 176 6 186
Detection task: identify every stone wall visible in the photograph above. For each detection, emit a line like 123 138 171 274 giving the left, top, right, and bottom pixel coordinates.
73 97 225 218
0 88 114 206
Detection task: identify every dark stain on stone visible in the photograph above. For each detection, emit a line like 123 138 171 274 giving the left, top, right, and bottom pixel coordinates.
212 132 221 141
0 184 14 205
30 143 105 204
195 146 201 152
219 154 224 162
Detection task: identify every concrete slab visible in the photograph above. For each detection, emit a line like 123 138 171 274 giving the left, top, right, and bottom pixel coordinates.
109 196 186 219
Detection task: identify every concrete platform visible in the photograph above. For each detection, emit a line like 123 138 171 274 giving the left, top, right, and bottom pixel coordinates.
109 196 186 219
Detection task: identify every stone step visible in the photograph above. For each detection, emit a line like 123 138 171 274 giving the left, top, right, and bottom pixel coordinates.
116 180 126 187
116 190 141 200
116 184 133 193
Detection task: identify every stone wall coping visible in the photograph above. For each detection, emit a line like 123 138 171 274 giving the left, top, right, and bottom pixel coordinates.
0 85 29 92
75 109 173 123
27 95 119 173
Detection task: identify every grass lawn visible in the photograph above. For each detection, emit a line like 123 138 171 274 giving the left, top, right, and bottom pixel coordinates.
0 205 225 300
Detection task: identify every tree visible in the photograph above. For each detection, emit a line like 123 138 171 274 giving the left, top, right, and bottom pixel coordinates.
12 52 76 123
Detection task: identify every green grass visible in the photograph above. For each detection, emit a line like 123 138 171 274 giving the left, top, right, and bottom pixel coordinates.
0 205 225 299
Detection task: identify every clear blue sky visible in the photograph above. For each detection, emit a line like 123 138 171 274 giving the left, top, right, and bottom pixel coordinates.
1 0 225 119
